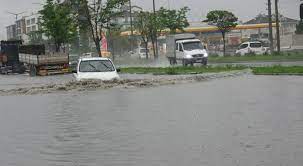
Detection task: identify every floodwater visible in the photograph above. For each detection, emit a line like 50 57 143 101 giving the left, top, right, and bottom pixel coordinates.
1 75 303 166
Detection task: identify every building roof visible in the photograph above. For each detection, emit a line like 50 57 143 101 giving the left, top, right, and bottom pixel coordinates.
245 14 298 24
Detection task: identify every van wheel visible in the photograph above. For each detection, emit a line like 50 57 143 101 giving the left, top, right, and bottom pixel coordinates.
29 65 37 77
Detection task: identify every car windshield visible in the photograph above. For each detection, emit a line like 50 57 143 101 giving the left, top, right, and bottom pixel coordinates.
140 49 148 53
79 60 115 72
182 42 203 51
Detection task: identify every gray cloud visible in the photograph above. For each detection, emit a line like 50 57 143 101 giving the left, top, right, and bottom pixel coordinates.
0 0 300 40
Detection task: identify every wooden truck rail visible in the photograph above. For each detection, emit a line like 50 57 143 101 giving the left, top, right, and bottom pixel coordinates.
19 53 68 65
19 53 69 76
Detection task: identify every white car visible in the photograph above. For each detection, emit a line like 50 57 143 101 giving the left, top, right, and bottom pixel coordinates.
74 57 120 81
235 41 268 56
130 48 149 59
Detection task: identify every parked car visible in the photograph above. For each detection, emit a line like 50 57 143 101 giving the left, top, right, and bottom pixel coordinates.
73 57 120 81
130 48 149 59
235 41 268 56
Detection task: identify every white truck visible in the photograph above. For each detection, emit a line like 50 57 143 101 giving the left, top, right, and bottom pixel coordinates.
166 34 208 66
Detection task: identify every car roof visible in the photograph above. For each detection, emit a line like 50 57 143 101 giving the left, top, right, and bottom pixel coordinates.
79 57 111 61
176 39 201 43
242 41 262 44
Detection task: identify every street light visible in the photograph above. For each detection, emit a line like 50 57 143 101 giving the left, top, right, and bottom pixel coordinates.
6 11 26 21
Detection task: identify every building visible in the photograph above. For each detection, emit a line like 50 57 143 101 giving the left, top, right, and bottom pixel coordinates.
5 13 41 43
15 17 27 40
112 5 143 30
6 24 17 40
243 14 299 39
25 13 40 34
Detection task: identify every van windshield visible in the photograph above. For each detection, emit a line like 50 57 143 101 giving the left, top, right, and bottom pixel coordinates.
183 42 203 51
79 60 115 72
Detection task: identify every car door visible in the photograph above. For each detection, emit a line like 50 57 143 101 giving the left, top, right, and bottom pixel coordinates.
250 42 263 54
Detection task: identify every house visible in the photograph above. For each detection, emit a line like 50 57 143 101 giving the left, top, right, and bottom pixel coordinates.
243 14 299 39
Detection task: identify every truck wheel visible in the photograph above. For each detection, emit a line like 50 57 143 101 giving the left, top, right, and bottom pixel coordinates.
169 58 177 65
29 65 37 77
182 59 188 67
202 59 208 66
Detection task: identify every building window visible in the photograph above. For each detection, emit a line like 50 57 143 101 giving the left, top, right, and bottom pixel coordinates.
27 27 31 33
32 25 36 31
31 18 35 24
27 20 31 25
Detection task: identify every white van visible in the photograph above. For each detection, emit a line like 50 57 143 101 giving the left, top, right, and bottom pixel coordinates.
236 41 267 56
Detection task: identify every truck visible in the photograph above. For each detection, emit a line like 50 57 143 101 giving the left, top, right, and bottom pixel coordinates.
19 45 69 76
0 40 26 74
166 34 208 66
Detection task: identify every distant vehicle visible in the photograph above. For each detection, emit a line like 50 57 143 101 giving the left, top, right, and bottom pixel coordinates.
166 34 208 66
74 57 120 81
235 41 268 56
129 48 149 59
138 48 149 59
19 45 69 76
0 40 26 74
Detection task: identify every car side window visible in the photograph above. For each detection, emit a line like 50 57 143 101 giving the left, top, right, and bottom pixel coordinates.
176 43 179 51
240 44 248 49
250 43 262 48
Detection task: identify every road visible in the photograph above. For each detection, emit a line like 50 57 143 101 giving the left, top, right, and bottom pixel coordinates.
0 75 303 166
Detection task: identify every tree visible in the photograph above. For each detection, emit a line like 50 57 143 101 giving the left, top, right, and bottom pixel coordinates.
135 11 151 58
70 0 129 57
157 7 190 34
27 31 44 45
204 10 238 56
296 20 303 34
39 0 77 52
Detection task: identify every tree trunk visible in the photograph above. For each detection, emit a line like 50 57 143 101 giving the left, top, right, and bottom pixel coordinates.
275 0 281 54
145 41 149 59
222 32 226 57
95 39 101 57
151 36 156 59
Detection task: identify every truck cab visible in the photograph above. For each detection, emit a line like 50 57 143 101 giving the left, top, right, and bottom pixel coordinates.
166 34 208 66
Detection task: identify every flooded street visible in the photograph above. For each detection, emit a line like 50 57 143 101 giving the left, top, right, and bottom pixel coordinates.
1 75 303 166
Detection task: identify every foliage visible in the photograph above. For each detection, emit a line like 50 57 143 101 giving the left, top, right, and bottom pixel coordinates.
120 65 246 75
295 20 303 34
39 0 77 51
203 10 238 56
70 0 129 56
27 31 44 45
135 11 153 58
252 66 303 75
157 7 190 34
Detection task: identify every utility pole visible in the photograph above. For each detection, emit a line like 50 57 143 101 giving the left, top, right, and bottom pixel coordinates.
267 0 274 53
129 0 134 51
275 0 280 53
152 0 159 59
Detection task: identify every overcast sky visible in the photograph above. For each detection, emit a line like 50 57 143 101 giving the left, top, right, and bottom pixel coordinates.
0 0 300 40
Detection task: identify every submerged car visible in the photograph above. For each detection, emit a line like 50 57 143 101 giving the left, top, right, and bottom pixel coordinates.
74 57 120 81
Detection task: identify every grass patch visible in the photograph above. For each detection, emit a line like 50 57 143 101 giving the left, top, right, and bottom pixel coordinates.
252 66 303 75
121 65 247 75
209 53 303 63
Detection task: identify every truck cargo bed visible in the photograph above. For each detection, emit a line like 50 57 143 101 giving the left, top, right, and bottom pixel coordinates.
19 53 68 65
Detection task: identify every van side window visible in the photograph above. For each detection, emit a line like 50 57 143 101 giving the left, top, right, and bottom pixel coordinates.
240 44 248 49
250 43 262 48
